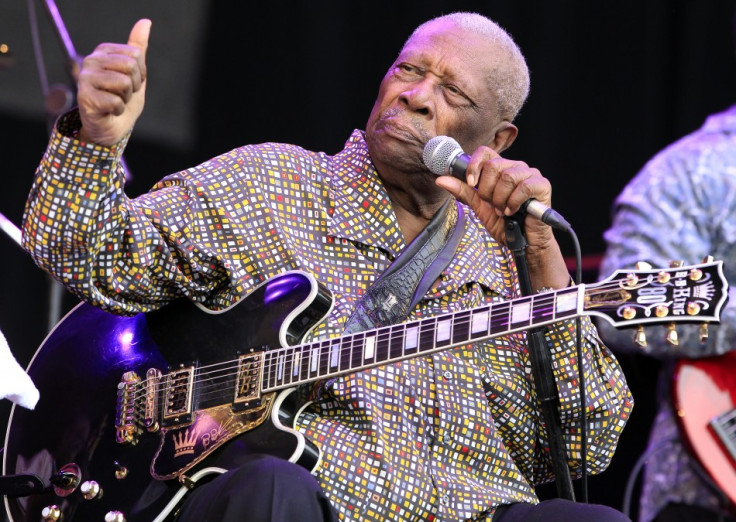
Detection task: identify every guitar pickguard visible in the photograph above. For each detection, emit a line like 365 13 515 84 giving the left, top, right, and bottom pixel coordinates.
152 394 276 479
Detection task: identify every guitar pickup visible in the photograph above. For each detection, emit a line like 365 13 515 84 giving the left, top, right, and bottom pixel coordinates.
162 365 195 427
233 353 264 410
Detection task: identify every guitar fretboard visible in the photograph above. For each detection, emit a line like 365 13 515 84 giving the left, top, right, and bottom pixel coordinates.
260 286 580 391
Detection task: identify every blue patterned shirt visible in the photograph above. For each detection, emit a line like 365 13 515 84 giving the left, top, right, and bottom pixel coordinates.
598 105 736 521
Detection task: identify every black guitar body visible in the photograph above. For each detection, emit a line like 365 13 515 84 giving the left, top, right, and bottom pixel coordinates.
3 271 331 522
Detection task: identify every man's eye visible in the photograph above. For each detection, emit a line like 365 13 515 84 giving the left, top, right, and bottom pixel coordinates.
444 84 461 95
396 64 419 76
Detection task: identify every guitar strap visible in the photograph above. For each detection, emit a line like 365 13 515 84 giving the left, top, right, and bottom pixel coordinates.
343 198 466 334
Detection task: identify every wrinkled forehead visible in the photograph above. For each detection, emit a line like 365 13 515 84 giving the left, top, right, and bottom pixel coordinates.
400 21 497 92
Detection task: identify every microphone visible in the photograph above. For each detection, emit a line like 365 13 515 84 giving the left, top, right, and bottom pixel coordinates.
423 135 571 232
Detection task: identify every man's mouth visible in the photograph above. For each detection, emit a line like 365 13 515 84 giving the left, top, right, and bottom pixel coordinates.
376 115 430 145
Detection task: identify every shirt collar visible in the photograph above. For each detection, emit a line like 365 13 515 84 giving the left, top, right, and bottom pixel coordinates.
327 130 405 257
327 130 512 298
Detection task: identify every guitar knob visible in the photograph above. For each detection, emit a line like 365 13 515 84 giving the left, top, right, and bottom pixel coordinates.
113 460 129 480
41 505 63 521
666 323 679 346
50 463 82 497
105 511 126 522
635 261 652 270
699 323 709 344
633 326 647 348
80 480 103 500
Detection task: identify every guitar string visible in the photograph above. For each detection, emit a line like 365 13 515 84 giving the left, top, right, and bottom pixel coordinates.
124 281 658 415
124 278 706 418
127 278 695 409
125 294 565 423
126 290 564 401
124 291 568 419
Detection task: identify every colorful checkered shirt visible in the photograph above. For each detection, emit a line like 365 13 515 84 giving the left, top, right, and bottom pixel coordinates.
23 110 633 521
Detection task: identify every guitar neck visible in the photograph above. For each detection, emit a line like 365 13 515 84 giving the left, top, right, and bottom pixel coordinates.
260 286 581 392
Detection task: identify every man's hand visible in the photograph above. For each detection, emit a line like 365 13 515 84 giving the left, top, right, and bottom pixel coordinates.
436 146 571 291
76 19 151 146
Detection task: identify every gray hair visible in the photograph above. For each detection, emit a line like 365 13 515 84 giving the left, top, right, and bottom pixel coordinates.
407 12 530 121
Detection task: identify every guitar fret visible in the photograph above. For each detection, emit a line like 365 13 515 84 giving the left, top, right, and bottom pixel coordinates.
320 339 334 377
264 351 275 389
348 333 362 369
490 302 511 334
403 325 418 354
376 329 391 362
436 317 451 344
341 333 358 372
532 293 555 323
291 349 300 379
555 289 578 318
419 319 437 352
310 343 321 376
388 324 408 360
452 311 471 344
364 335 376 360
329 339 340 370
277 351 286 383
510 296 533 327
299 344 311 383
470 308 490 339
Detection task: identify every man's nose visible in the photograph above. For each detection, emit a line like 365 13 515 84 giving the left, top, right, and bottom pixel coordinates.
399 79 435 118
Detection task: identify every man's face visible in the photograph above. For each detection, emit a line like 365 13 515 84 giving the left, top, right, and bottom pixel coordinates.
365 21 504 176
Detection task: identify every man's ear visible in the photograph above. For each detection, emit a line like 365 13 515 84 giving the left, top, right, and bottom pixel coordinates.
490 121 518 153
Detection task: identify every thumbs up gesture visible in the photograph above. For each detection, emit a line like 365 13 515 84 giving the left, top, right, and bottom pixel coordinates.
76 19 151 146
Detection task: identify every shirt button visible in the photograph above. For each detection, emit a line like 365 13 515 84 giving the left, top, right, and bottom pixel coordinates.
443 370 453 379
440 493 450 505
442 434 452 444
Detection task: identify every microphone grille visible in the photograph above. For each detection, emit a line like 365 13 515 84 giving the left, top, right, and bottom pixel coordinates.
423 135 462 175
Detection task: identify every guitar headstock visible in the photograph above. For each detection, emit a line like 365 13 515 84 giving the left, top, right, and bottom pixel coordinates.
585 258 728 346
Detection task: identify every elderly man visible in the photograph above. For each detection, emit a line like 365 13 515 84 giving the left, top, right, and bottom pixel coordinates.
21 12 631 521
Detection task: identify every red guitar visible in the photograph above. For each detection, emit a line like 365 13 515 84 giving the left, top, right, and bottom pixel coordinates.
673 351 736 506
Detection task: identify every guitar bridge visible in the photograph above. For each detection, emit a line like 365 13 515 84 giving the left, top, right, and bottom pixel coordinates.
115 371 144 445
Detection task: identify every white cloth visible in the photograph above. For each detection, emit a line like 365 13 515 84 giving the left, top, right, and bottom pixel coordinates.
0 328 39 409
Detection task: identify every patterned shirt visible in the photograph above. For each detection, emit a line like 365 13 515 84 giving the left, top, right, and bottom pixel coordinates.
23 110 633 521
598 105 736 521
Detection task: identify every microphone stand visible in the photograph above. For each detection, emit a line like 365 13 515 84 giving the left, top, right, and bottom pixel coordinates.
504 214 576 501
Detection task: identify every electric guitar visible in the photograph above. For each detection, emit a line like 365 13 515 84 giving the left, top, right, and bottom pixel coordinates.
673 351 736 507
3 261 728 522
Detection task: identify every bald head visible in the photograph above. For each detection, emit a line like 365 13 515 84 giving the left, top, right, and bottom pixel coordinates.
405 13 530 121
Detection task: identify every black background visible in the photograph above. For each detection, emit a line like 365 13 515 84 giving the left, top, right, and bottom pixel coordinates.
3 1 736 519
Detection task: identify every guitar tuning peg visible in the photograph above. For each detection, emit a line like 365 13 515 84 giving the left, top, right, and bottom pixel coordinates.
669 260 685 268
635 261 652 270
633 326 647 348
699 323 709 344
665 323 679 346
701 255 714 263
